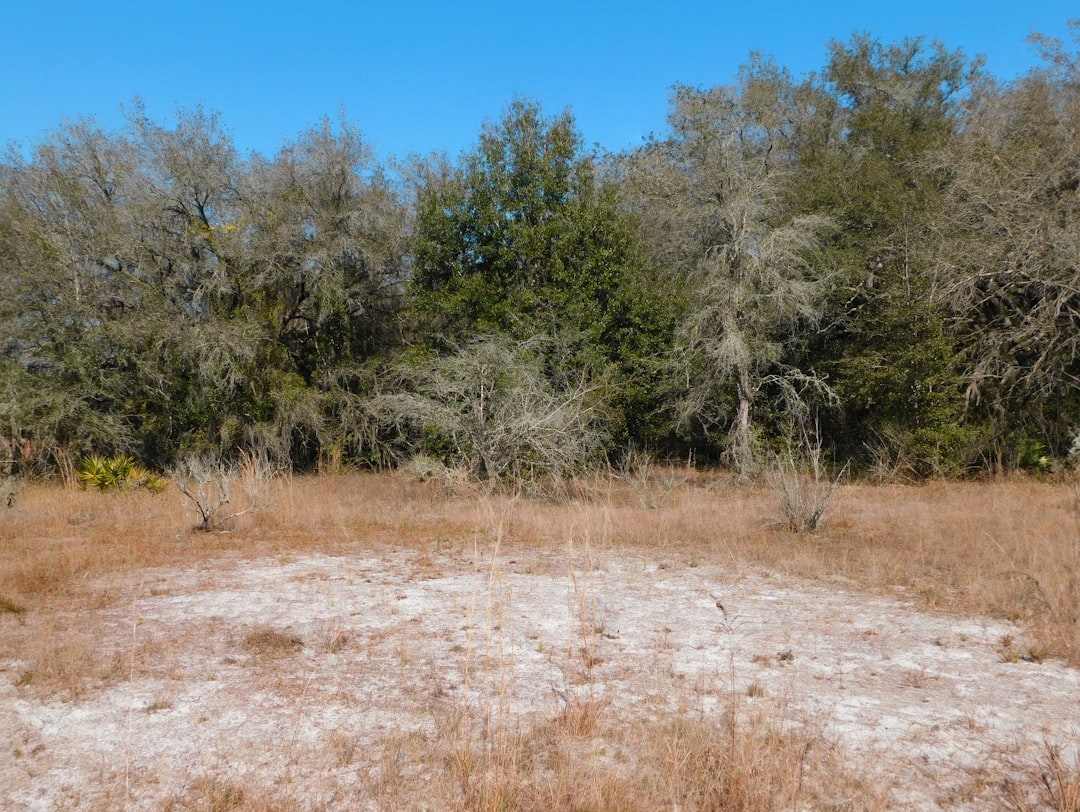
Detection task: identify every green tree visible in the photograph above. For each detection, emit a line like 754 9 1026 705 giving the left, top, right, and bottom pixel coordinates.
0 107 406 471
0 119 151 462
226 117 408 465
797 35 985 474
237 117 407 380
409 98 676 447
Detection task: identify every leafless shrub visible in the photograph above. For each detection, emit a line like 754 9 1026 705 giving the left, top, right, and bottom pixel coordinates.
374 335 610 489
171 449 274 532
769 417 848 533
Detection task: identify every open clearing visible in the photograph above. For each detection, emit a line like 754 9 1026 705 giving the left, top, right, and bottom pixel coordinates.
1 476 1078 809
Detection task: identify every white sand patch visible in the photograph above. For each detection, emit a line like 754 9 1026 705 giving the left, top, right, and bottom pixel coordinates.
2 545 1077 809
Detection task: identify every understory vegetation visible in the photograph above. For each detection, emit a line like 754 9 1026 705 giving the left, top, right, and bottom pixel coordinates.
3 23 1080 485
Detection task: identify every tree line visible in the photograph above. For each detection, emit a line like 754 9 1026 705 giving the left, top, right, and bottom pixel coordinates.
2 26 1079 481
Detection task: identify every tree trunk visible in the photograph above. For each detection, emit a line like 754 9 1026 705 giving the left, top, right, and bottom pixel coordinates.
733 368 754 474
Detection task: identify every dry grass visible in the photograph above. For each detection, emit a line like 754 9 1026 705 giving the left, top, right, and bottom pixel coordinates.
358 690 878 811
515 472 1080 666
11 629 124 700
242 626 305 657
1004 743 1080 812
2 470 1078 809
2 470 1077 662
0 475 461 612
160 777 303 811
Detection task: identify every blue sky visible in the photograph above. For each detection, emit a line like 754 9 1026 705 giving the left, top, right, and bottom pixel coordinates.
3 2 1076 161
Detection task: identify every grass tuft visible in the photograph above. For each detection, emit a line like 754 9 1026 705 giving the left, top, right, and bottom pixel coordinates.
242 626 304 657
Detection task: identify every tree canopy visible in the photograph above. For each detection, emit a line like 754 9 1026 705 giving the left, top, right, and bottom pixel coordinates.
3 24 1079 479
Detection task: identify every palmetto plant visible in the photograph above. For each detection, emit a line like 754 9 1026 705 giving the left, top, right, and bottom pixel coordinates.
76 454 167 493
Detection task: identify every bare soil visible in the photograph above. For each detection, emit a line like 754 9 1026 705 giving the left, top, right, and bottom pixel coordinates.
2 539 1077 810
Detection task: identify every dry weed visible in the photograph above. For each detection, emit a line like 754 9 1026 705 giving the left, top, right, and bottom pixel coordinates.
12 625 123 700
370 696 873 811
160 777 303 811
1004 742 1080 812
0 594 26 615
242 626 305 658
3 474 1078 666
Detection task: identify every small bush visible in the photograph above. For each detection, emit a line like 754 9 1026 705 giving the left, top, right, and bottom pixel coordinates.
1067 429 1080 470
171 451 274 532
616 448 686 509
374 335 610 488
401 453 451 483
242 626 304 657
769 419 847 533
76 454 166 493
1018 438 1055 474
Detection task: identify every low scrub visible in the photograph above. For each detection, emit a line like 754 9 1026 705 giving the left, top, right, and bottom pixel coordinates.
171 451 274 532
374 335 610 487
76 454 166 494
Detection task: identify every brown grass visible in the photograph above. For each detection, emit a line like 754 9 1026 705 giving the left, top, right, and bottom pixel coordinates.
2 471 1077 662
352 693 883 811
1004 742 1080 812
2 470 1078 809
242 626 305 657
160 777 303 811
11 629 123 700
0 475 463 611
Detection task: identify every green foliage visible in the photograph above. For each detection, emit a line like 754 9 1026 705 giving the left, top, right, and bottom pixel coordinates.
410 99 585 333
0 107 406 474
816 275 976 475
409 98 677 449
1017 439 1054 474
2 29 1078 479
77 454 166 493
793 34 983 474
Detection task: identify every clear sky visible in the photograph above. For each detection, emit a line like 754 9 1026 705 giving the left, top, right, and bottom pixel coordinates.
3 1 1076 162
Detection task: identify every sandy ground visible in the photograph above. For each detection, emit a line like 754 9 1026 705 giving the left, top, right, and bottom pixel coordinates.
2 541 1078 810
